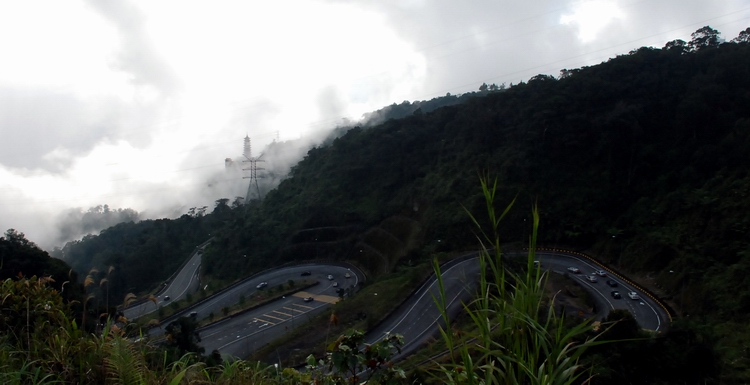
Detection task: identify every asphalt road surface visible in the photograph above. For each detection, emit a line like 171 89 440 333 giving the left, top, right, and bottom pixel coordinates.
134 243 669 361
364 256 480 361
361 250 670 360
193 265 359 357
123 244 204 320
534 250 670 332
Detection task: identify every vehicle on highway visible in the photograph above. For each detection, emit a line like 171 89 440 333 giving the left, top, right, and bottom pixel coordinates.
567 267 581 274
345 272 351 278
333 282 339 287
594 270 607 277
327 274 334 280
164 295 170 301
606 280 618 287
533 260 541 267
628 291 639 300
190 311 197 317
303 297 314 302
611 291 621 299
301 271 311 276
256 282 268 289
585 275 598 283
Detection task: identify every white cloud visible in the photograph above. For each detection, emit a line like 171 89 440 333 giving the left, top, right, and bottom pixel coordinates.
1 0 749 249
561 0 625 43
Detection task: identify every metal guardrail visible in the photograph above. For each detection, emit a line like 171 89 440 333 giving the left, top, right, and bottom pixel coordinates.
147 259 366 327
534 247 675 323
120 239 212 311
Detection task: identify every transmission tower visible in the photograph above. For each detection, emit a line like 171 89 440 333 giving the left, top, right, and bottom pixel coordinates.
241 135 265 202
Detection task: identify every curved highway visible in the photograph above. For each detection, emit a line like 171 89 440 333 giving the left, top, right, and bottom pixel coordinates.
128 240 670 361
145 264 359 342
123 243 205 320
196 265 358 357
534 251 670 331
358 250 671 360
364 257 480 360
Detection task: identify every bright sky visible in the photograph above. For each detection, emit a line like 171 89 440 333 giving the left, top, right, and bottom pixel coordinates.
1 0 749 249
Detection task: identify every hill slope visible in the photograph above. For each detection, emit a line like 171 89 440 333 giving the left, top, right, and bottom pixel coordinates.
55 29 750 381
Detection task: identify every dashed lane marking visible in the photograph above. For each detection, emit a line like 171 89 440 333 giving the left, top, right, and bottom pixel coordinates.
262 313 286 322
273 310 292 317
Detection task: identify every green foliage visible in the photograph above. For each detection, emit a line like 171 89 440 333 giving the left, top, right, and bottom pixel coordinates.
164 316 204 360
28 25 750 380
303 329 405 385
53 215 214 301
0 229 82 304
431 178 605 384
585 319 720 384
0 277 68 350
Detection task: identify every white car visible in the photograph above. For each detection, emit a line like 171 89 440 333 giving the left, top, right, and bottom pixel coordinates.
628 292 639 300
327 275 334 280
594 270 607 277
585 275 598 283
567 267 581 274
333 282 339 287
256 282 268 289
345 272 351 278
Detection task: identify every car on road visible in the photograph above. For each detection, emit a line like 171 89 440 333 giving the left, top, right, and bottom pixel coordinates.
256 282 268 289
628 292 639 300
606 280 618 287
345 272 351 278
327 274 334 280
333 282 339 287
594 270 607 277
190 311 197 317
303 297 314 302
567 267 581 274
301 271 311 276
163 295 170 301
611 291 621 299
585 275 598 283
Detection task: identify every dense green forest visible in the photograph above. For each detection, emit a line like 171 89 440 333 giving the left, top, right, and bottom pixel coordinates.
35 26 750 382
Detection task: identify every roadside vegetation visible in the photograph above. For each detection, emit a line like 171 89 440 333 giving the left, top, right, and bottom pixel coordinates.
5 26 750 382
0 179 609 384
254 262 435 367
134 280 318 333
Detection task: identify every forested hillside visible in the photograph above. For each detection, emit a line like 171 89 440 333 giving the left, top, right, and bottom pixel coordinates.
54 27 750 381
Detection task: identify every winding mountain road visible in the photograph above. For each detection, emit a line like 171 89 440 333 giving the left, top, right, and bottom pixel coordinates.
124 243 671 361
122 242 206 320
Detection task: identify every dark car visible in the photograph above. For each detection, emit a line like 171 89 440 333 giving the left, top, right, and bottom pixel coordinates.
303 297 314 302
606 280 618 287
163 295 170 301
301 271 312 276
611 291 621 299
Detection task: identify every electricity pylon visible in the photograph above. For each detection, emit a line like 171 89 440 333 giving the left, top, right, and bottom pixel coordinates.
241 135 265 202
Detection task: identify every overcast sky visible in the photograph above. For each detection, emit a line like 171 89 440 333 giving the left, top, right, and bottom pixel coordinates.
1 0 748 250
